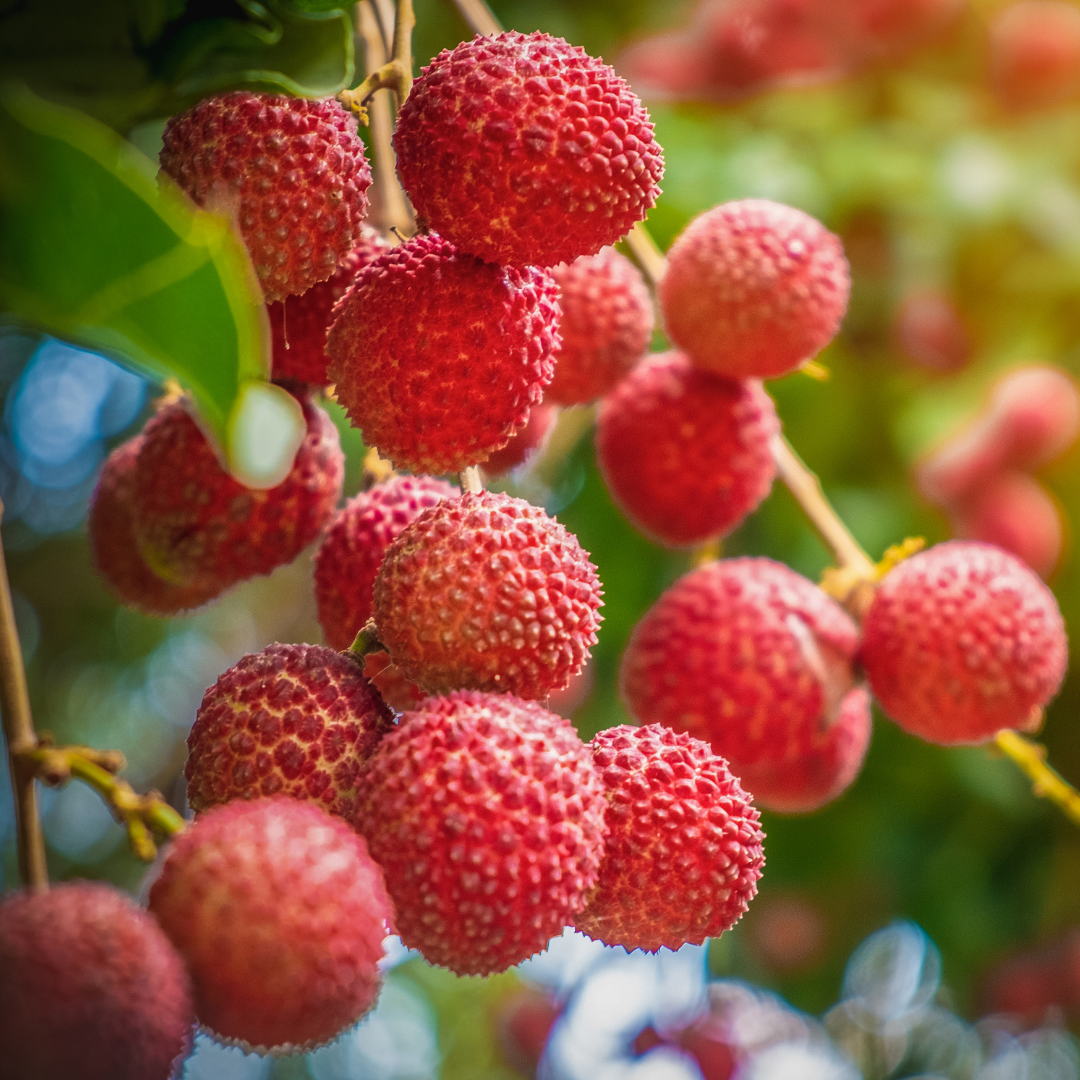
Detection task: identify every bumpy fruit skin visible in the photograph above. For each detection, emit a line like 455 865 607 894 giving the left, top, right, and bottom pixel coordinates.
373 491 603 700
133 396 343 590
89 437 222 615
393 31 664 267
268 231 388 386
660 199 850 379
0 882 193 1080
596 353 779 547
861 541 1068 744
326 233 561 474
314 475 459 651
355 691 607 975
620 558 869 813
990 1 1080 109
185 642 393 818
546 248 654 405
575 724 764 952
481 402 558 477
149 797 392 1051
160 92 371 302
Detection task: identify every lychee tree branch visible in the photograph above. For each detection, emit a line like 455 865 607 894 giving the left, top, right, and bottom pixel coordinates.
340 0 415 113
994 729 1080 826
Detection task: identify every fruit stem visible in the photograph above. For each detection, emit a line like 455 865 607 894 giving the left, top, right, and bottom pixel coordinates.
447 0 501 35
340 0 415 109
349 618 384 657
623 222 667 287
994 729 1080 827
460 466 483 493
0 501 48 892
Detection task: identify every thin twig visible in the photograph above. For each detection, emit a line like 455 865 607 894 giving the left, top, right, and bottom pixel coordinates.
0 502 47 891
460 466 483 493
623 222 667 288
448 0 501 35
339 0 415 114
994 730 1080 826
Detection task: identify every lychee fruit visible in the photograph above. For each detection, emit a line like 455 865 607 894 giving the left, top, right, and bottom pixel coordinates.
185 642 394 819
363 650 428 713
88 436 222 616
268 230 389 386
893 289 972 372
326 233 561 474
545 248 654 405
861 540 1068 744
392 31 664 268
133 395 343 592
0 881 194 1080
990 1 1080 109
373 491 603 700
160 92 371 302
659 199 850 380
620 558 870 814
595 352 779 547
314 475 459 651
354 690 607 975
575 724 765 952
482 403 559 477
148 796 393 1051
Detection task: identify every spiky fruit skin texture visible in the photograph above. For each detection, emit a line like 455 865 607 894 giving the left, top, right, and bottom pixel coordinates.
355 691 606 975
575 725 764 952
133 397 343 591
620 558 869 814
481 402 559 477
373 491 603 700
0 882 193 1080
861 541 1068 744
89 437 221 615
185 642 393 818
595 353 779 547
326 233 561 474
160 92 371 302
149 797 392 1052
268 231 388 386
393 31 664 267
315 476 459 651
660 199 850 379
546 248 654 405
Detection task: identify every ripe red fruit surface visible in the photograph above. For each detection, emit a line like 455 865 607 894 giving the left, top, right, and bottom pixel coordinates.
861 541 1068 744
0 881 193 1080
575 724 764 951
314 475 459 651
267 230 388 386
595 352 779 547
88 436 221 615
149 796 392 1051
373 491 603 700
355 690 607 975
893 289 972 372
990 1 1080 109
133 396 343 591
620 558 870 813
545 248 654 405
185 642 393 818
660 199 850 379
326 233 561 474
481 403 559 477
393 31 664 267
363 651 427 712
160 92 371 302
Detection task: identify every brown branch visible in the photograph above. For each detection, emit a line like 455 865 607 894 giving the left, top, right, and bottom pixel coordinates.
339 0 415 114
447 0 502 35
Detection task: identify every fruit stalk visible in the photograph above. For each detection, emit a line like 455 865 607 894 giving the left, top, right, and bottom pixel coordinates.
0 502 47 891
994 729 1080 826
448 0 501 36
460 466 483 493
340 0 415 110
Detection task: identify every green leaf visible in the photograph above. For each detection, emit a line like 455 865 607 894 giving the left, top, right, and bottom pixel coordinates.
0 84 304 488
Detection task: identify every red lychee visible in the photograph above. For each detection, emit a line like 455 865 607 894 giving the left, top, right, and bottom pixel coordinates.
88 436 221 616
326 233 561 474
620 558 870 813
148 796 393 1051
990 1 1080 109
363 650 427 712
185 642 393 819
893 289 972 372
393 31 664 268
133 395 343 591
373 491 603 700
660 199 850 379
268 230 389 386
160 92 371 302
861 541 1067 744
0 881 193 1080
355 690 607 975
314 475 459 651
575 724 764 952
482 403 559 477
545 248 654 405
595 352 779 548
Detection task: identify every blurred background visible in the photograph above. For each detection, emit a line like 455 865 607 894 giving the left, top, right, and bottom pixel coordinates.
7 0 1080 1076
